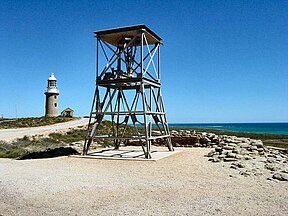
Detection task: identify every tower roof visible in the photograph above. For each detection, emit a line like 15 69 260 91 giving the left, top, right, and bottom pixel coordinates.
94 24 162 47
48 73 57 81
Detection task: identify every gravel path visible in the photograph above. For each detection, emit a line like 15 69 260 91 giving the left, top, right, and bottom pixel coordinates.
0 118 89 142
0 147 287 215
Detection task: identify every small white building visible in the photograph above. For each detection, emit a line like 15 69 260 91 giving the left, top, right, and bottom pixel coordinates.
61 108 74 117
44 73 59 117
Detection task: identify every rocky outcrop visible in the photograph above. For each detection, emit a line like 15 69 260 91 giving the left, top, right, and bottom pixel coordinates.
153 129 288 181
152 130 220 147
206 135 265 162
204 134 287 180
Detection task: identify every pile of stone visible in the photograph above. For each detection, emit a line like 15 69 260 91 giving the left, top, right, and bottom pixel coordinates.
166 130 218 147
206 135 265 162
262 147 288 181
166 130 288 181
204 134 288 181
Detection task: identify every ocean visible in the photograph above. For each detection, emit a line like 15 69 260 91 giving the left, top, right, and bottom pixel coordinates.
168 123 288 135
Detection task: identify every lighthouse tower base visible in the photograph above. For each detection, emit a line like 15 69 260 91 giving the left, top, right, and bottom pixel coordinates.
45 92 59 117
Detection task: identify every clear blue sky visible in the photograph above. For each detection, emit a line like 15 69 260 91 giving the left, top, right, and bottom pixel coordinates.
1 0 287 122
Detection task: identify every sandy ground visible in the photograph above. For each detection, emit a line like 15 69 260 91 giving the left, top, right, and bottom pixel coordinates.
0 118 89 142
0 147 287 216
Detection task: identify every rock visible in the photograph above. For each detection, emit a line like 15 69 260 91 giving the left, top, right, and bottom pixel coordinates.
267 177 273 181
233 140 242 144
266 158 276 163
232 148 240 154
265 164 279 171
223 145 234 150
222 150 231 155
239 143 250 148
253 171 263 176
235 154 243 159
240 149 248 155
255 140 264 148
201 137 211 144
251 146 258 151
228 143 237 148
225 138 233 143
227 152 236 158
244 156 252 160
251 150 259 155
215 147 222 152
272 173 288 181
210 156 221 163
239 170 251 177
250 141 257 146
232 161 245 168
211 138 219 143
224 158 237 162
276 156 284 162
218 154 225 159
207 150 215 157
267 154 276 158
219 141 225 146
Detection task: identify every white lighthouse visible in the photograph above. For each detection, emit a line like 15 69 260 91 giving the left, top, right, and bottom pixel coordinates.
44 73 59 117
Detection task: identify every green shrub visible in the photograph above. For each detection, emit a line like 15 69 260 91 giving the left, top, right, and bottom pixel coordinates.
0 145 27 158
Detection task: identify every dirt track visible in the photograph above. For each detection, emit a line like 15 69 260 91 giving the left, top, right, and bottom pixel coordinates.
0 147 287 215
0 118 89 142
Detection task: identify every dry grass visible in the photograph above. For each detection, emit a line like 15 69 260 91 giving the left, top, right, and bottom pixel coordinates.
0 116 76 129
0 120 135 158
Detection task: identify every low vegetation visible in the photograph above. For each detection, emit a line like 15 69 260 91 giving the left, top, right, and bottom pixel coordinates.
0 120 136 159
0 116 77 129
0 128 85 158
0 118 287 159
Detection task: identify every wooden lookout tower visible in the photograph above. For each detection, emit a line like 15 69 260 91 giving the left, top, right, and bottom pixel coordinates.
83 25 174 159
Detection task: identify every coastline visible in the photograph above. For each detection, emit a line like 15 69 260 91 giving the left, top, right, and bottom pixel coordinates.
169 122 288 135
168 125 288 149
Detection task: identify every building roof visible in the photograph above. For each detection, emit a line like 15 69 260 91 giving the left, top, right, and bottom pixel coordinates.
94 24 162 47
62 107 74 112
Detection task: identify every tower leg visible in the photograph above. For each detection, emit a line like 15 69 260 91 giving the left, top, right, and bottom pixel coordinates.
83 138 93 155
166 136 174 151
145 140 152 159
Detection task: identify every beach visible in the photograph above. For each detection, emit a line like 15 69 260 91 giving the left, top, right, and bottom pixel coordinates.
0 147 287 216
